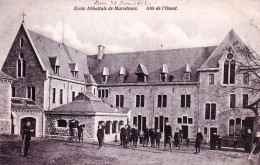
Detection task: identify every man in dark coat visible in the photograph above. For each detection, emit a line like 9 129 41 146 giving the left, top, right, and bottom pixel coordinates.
149 128 155 147
126 124 131 145
143 127 149 147
131 125 139 148
217 135 222 150
97 124 104 149
22 121 34 157
174 128 181 149
154 129 161 148
164 122 172 151
195 128 203 154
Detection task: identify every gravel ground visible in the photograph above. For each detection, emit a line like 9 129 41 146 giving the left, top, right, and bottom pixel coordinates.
0 136 253 165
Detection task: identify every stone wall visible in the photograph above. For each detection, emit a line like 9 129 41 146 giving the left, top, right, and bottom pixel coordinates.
0 80 11 134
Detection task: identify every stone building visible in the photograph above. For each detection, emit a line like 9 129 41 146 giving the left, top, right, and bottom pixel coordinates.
0 71 14 134
1 21 258 142
45 93 129 142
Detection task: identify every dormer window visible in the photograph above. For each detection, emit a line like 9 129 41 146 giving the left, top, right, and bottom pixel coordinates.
17 53 26 78
135 64 149 83
118 66 126 83
183 63 191 82
160 64 168 82
49 57 60 75
71 71 78 78
69 63 79 79
20 38 24 47
102 67 109 83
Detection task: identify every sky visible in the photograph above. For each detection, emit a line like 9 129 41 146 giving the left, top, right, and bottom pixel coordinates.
0 0 260 67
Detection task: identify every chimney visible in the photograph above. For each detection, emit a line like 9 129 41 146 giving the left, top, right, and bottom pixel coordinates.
97 45 105 60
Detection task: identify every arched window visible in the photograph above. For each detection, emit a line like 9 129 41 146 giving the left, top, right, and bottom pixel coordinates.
230 60 235 84
118 120 124 131
105 121 111 134
57 119 67 128
17 53 26 77
223 57 235 84
223 60 229 84
112 121 118 133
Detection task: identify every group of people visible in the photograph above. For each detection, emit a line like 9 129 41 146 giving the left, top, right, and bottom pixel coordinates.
112 121 203 154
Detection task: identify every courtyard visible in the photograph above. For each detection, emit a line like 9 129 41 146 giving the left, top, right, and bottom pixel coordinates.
0 135 254 165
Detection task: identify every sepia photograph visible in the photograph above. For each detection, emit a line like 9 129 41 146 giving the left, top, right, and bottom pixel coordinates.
0 0 260 164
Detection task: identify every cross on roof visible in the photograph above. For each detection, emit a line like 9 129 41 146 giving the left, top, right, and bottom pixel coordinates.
21 11 26 23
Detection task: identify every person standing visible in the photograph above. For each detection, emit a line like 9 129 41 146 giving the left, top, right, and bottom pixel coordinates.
154 129 161 148
164 121 172 151
217 135 222 150
143 127 149 147
149 128 155 147
97 124 104 149
194 128 203 154
131 125 139 148
22 121 34 157
174 128 181 149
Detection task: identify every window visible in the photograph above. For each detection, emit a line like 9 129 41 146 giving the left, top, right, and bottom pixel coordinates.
27 87 35 101
204 127 207 134
60 89 63 104
209 74 214 84
183 116 187 124
52 88 56 103
57 119 67 128
72 91 76 101
142 116 146 131
229 119 235 136
12 87 15 97
138 115 142 131
205 103 216 120
71 71 78 78
157 95 167 107
223 59 235 84
235 118 241 136
118 74 125 83
181 94 191 108
54 66 60 75
17 53 26 77
242 120 246 136
112 121 118 133
116 95 124 107
243 94 248 108
230 94 236 108
105 121 111 134
230 60 235 84
102 75 108 83
137 74 147 82
154 117 159 130
177 118 182 124
98 89 109 98
243 73 249 84
133 116 137 126
136 95 145 107
159 116 164 132
188 118 193 124
20 38 24 47
160 73 168 82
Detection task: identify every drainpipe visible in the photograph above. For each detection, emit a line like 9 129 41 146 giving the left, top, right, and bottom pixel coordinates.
152 85 155 127
67 81 69 103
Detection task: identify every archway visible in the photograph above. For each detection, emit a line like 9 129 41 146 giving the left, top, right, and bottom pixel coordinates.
20 117 36 137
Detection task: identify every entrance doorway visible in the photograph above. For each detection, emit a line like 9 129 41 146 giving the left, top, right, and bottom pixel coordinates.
20 117 36 137
210 127 217 141
182 125 188 139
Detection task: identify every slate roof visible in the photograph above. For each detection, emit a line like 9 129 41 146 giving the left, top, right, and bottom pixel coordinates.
27 27 89 81
0 71 14 80
200 29 248 69
48 93 129 114
87 46 216 83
